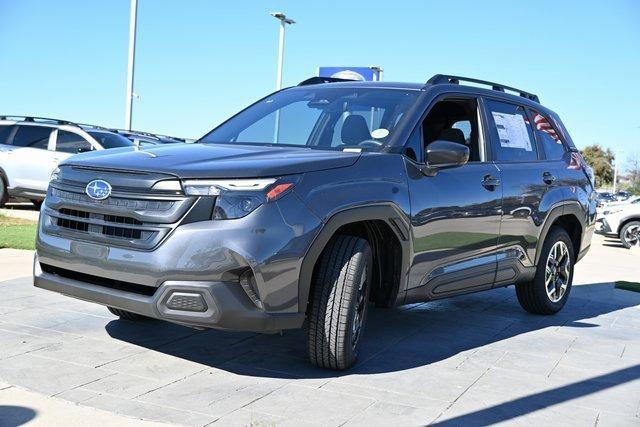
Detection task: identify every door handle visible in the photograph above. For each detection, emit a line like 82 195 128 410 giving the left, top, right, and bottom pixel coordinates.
543 172 556 185
482 175 501 191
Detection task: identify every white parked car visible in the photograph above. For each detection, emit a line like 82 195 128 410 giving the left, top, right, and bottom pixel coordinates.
597 199 640 248
0 116 134 208
596 195 640 216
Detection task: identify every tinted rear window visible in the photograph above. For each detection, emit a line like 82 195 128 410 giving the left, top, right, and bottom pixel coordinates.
12 126 52 149
87 131 134 149
0 125 15 145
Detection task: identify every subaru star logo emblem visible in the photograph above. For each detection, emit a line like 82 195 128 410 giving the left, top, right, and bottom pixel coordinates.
85 179 112 200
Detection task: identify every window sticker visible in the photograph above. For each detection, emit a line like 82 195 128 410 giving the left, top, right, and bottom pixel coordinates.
491 112 532 151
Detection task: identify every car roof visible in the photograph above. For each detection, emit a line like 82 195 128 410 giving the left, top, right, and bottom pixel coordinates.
285 79 551 112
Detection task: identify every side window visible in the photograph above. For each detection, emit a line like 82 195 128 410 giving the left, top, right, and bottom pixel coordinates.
529 109 566 160
12 126 52 149
421 98 482 162
56 130 93 154
485 100 538 162
0 125 15 145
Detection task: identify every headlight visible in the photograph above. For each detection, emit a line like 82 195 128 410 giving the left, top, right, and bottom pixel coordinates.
182 177 297 219
183 178 276 196
50 167 60 182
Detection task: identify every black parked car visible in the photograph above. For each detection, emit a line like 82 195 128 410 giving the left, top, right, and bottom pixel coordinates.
35 75 596 370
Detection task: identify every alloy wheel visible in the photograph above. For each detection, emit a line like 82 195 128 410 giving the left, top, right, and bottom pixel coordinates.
623 224 640 247
545 241 571 303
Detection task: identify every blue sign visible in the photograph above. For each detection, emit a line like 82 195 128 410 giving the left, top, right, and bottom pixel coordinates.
86 179 112 200
318 67 382 82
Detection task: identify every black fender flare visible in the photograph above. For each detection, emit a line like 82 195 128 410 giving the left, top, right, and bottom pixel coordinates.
297 203 411 314
534 201 586 265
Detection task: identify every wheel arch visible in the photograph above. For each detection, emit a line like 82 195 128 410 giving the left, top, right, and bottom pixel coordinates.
298 204 411 315
535 202 585 265
617 216 640 235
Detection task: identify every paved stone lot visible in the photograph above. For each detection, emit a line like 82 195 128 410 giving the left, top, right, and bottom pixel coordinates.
0 234 639 426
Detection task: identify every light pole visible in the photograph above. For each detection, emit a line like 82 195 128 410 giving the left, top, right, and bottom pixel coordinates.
270 12 295 90
125 0 138 131
269 12 295 143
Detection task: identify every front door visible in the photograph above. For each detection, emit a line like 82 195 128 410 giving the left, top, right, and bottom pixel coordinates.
406 96 503 300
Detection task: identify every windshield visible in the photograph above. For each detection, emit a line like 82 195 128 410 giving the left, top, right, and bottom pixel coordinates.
199 87 419 151
88 131 135 149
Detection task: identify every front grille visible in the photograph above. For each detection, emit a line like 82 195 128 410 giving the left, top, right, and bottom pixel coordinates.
103 214 143 239
50 187 177 211
40 263 157 296
57 208 90 232
44 181 193 250
51 208 152 243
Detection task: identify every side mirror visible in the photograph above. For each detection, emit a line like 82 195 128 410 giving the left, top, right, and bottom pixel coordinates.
77 146 93 154
425 140 469 168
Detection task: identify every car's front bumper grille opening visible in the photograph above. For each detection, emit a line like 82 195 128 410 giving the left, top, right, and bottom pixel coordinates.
57 208 90 232
40 263 157 296
53 208 148 241
103 214 143 239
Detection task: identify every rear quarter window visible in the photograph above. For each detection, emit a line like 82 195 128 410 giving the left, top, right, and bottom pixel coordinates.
529 109 566 160
0 125 15 145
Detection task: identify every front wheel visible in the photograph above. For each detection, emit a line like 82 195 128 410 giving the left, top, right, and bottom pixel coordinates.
307 235 373 370
619 221 640 249
516 227 574 315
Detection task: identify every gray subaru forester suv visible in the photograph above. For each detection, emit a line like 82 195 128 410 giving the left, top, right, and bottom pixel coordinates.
34 75 596 370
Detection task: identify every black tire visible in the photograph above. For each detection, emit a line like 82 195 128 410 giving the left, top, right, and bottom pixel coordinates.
619 221 640 249
0 176 7 208
308 234 373 370
107 306 146 321
516 227 574 315
31 199 43 210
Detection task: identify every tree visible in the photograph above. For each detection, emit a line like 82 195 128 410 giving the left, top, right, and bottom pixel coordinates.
627 154 640 195
581 144 614 188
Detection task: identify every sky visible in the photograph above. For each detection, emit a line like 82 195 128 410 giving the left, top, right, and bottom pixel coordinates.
1 0 639 168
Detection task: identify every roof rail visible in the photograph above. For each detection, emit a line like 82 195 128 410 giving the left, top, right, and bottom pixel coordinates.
426 74 540 103
297 76 355 86
0 115 81 126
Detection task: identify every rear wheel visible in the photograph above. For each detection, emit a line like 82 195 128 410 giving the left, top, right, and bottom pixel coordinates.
516 227 574 315
619 221 640 249
107 307 146 321
307 234 373 370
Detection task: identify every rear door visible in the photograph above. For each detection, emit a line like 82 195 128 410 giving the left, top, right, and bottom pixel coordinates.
483 98 564 285
2 125 56 193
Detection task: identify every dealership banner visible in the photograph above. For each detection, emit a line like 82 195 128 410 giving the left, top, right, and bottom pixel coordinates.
318 66 382 82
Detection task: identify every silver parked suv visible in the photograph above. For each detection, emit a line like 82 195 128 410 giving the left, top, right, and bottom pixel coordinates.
0 116 134 207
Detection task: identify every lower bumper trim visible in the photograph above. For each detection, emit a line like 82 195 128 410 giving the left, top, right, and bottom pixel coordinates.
34 255 305 332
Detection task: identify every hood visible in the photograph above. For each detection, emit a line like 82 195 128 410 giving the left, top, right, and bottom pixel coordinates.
61 143 361 178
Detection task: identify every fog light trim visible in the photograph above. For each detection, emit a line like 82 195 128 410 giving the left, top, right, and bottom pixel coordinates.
165 292 208 312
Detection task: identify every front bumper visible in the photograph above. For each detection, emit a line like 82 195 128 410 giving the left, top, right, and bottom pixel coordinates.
595 217 613 235
33 256 304 332
35 191 322 332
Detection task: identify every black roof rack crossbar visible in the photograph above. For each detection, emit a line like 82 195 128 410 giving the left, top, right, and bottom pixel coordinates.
426 74 540 103
0 115 81 126
298 76 355 86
